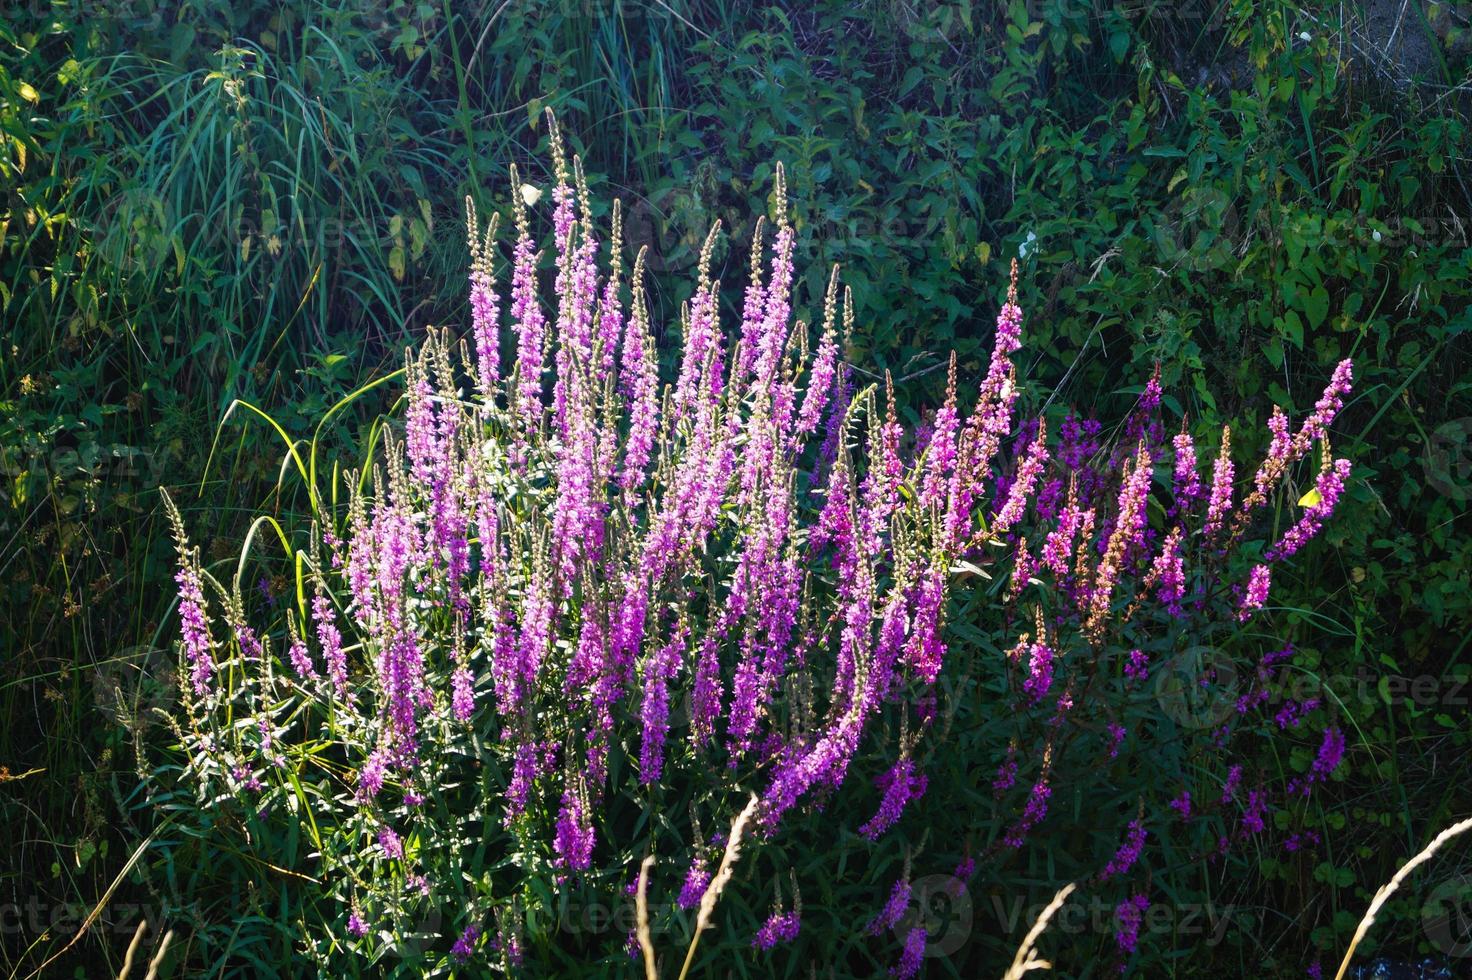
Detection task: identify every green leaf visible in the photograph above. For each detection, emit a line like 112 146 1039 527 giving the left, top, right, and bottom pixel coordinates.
1279 311 1304 349
1303 285 1329 329
1109 30 1129 62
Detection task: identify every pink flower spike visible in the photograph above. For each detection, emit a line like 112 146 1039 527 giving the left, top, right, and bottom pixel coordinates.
1238 563 1271 621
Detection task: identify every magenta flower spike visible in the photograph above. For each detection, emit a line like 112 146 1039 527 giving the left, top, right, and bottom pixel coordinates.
1266 454 1352 560
1204 426 1235 535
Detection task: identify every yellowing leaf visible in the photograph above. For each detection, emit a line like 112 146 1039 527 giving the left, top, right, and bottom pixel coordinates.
1298 487 1322 508
18 82 39 103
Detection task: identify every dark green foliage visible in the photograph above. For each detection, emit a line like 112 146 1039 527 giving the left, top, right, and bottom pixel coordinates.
2 0 1468 975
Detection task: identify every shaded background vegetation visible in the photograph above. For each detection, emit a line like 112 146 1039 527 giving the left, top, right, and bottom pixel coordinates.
2 0 1469 975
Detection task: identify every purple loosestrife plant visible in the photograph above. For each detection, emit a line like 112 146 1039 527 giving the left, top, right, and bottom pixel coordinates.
752 909 801 950
157 113 1362 974
164 496 214 696
866 871 911 936
858 757 928 841
1114 893 1150 956
891 925 927 979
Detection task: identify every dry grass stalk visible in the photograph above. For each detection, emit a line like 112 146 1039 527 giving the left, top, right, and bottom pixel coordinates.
1001 882 1077 980
677 793 760 980
1334 814 1472 980
115 920 148 980
142 928 173 980
636 853 658 980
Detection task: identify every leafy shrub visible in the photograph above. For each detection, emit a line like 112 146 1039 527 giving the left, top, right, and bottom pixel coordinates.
151 113 1363 976
0 11 464 948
